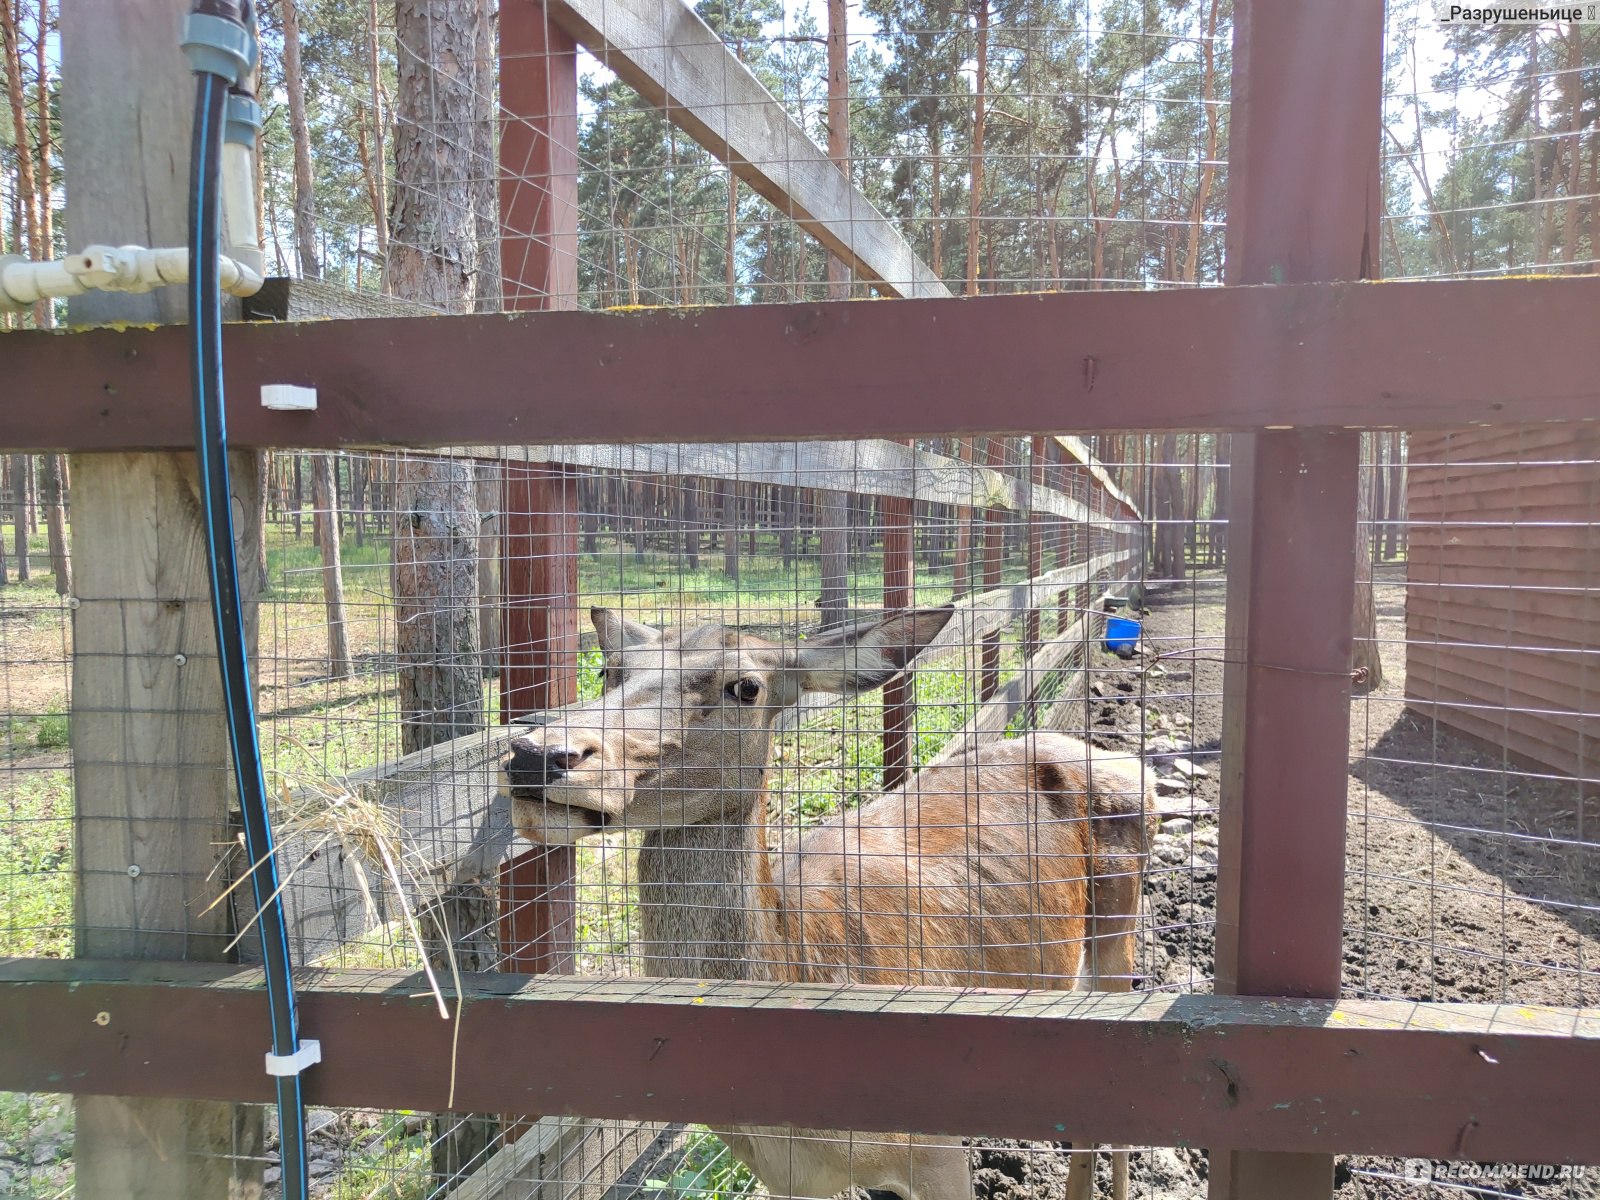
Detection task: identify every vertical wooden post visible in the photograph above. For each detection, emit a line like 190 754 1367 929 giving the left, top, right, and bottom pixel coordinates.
1026 437 1045 654
1022 436 1045 724
979 438 1005 701
1209 4 1381 1199
498 0 581 979
881 445 915 789
62 4 263 1195
952 439 975 596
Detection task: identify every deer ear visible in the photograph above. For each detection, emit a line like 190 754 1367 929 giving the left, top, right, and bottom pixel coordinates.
793 606 955 695
591 608 660 656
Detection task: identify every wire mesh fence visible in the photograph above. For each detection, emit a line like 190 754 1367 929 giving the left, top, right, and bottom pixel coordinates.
3 0 1600 1196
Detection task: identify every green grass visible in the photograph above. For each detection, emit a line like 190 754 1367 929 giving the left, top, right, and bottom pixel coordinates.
0 1092 73 1198
647 1127 760 1200
322 1117 433 1200
263 522 394 602
0 771 73 959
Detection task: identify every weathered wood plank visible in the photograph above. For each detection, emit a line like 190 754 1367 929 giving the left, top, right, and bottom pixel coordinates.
3 960 1598 1164
443 440 1129 527
452 1117 675 1200
543 0 945 299
68 451 267 1197
236 727 517 968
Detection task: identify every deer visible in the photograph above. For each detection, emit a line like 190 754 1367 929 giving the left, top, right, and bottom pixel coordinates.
500 605 1154 1200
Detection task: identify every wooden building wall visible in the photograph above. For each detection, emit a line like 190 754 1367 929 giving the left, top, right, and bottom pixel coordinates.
1405 423 1600 780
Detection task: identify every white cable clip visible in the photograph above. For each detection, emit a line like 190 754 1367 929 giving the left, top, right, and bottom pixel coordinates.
265 1039 322 1077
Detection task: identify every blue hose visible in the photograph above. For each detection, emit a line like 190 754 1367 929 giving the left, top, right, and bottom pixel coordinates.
188 66 311 1200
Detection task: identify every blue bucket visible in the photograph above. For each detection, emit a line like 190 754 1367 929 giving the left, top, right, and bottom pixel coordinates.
1104 615 1141 654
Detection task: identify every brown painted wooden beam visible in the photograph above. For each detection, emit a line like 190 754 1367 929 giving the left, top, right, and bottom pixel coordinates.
1211 4 1384 1197
3 277 1599 453
3 960 1598 1164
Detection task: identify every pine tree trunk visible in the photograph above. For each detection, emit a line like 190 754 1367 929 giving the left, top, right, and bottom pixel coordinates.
1561 23 1584 271
471 0 498 311
825 0 850 300
965 0 987 297
817 489 850 628
367 0 390 263
10 455 30 582
929 126 943 278
389 0 488 312
292 454 304 537
41 453 69 594
390 0 489 756
280 0 321 279
311 454 353 678
682 478 700 569
394 460 481 746
726 173 738 302
476 463 500 676
387 16 497 1170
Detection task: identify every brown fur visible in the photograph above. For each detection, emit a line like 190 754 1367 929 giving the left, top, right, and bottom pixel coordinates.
500 608 1154 1200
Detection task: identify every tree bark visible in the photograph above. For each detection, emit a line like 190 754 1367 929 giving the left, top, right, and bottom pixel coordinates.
388 4 496 1167
1 0 45 324
1181 0 1222 284
476 463 500 676
278 0 321 278
10 455 31 582
965 0 987 297
41 453 69 593
311 454 352 679
388 0 490 311
817 488 851 629
367 0 390 263
825 0 850 300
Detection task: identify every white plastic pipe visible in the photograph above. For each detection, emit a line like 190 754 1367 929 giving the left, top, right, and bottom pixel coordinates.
0 243 264 312
222 142 263 271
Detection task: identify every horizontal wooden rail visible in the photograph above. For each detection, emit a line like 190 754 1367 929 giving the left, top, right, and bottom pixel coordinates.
3 959 1597 1163
448 439 1135 526
545 0 946 300
5 279 1600 453
1054 435 1138 515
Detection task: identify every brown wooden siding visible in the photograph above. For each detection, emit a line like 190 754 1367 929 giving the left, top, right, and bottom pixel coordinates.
1405 424 1600 780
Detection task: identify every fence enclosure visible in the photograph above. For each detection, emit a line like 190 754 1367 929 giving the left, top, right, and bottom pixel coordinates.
2 2 1599 1200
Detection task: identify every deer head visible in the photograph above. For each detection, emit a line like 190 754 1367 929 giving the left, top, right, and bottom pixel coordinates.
500 605 954 844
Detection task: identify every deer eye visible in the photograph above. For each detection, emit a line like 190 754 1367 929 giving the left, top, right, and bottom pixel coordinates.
726 678 762 703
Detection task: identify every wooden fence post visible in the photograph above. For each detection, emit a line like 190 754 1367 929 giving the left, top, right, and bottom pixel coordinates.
881 443 915 789
62 3 264 1194
979 438 1006 701
1210 3 1381 1198
495 0 583 1161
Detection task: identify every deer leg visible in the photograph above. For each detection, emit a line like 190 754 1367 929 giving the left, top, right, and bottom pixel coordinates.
1064 1149 1096 1200
1091 882 1142 1200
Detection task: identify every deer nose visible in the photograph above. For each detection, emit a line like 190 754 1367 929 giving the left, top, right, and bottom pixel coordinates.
505 737 592 787
544 747 588 772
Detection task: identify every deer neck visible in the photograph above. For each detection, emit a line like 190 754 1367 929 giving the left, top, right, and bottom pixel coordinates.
635 776 790 982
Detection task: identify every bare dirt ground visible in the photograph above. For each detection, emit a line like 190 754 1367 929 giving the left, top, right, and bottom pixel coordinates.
972 566 1600 1200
